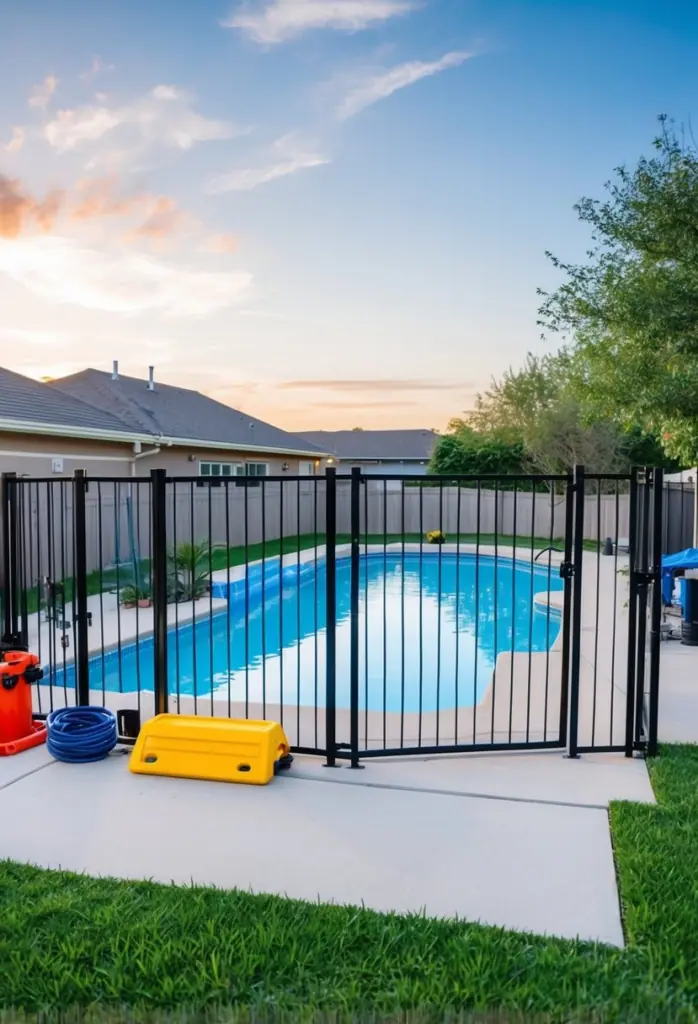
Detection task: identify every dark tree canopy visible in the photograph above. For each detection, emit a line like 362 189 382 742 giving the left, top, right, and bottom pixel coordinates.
538 117 698 465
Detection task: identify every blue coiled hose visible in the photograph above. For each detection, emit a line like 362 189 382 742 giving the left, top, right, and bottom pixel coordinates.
46 706 118 763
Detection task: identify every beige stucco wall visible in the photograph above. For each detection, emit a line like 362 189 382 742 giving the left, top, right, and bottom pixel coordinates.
0 431 324 479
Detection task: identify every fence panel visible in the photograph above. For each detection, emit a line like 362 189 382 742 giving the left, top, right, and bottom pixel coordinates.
1 467 661 762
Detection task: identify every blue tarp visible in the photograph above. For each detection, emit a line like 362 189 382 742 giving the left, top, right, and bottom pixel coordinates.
662 548 698 605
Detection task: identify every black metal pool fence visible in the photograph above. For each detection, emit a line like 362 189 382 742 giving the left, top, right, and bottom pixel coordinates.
0 466 665 763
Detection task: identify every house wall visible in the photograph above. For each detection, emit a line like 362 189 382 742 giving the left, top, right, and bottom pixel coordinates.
334 460 429 477
0 432 322 479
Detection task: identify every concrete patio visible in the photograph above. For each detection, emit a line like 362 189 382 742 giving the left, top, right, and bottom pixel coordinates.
6 541 693 952
0 741 653 949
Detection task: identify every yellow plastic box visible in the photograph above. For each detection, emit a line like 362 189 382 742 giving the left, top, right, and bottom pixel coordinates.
129 714 291 785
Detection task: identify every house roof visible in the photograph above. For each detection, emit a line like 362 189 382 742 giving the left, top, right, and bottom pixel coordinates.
49 369 326 457
0 365 142 439
299 429 438 462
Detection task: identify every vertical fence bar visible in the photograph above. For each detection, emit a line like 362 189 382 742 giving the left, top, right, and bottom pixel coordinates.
74 470 90 706
324 468 337 767
349 467 362 768
624 467 639 757
647 467 664 757
151 469 169 717
566 464 585 759
2 473 19 644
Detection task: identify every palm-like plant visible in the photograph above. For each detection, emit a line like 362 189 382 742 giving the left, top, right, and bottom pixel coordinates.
167 541 218 602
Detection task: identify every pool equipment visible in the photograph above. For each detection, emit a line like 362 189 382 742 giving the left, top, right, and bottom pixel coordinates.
129 714 293 785
46 706 118 763
0 649 46 756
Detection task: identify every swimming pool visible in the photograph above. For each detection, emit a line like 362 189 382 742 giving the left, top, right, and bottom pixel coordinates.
46 552 563 712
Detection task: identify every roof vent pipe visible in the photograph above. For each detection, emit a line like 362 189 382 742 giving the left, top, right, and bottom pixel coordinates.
112 360 119 380
147 366 155 391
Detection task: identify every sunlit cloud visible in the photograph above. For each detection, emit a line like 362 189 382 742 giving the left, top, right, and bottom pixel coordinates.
207 134 329 193
337 51 473 119
43 84 240 169
223 0 416 44
4 128 26 154
0 235 254 316
278 378 472 392
202 233 238 253
0 175 65 238
29 74 59 110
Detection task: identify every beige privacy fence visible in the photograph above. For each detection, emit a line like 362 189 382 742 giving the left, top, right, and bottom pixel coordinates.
17 479 631 583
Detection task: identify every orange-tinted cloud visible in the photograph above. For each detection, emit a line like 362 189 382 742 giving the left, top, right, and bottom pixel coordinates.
202 233 238 254
127 196 191 241
0 175 65 238
0 174 232 251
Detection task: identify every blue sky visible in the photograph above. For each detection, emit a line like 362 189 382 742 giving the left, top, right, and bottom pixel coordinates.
0 0 696 430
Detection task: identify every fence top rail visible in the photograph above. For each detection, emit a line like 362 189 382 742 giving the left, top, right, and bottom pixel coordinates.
353 473 571 483
583 473 633 482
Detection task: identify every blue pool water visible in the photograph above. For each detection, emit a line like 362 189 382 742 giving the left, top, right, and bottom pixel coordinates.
49 554 563 712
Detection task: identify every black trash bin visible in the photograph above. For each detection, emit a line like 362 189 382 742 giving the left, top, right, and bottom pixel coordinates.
682 576 698 646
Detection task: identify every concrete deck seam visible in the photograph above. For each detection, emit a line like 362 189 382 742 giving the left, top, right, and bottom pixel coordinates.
282 770 609 811
0 760 57 793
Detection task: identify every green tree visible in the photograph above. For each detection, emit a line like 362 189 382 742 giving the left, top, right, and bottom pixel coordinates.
538 117 698 465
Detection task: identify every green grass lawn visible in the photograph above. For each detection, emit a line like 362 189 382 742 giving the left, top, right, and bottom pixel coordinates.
2 746 698 1022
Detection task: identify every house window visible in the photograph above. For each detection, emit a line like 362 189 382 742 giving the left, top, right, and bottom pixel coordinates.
245 462 269 477
199 462 244 477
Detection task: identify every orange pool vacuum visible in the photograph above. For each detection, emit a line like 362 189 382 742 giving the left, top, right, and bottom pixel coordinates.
0 650 46 756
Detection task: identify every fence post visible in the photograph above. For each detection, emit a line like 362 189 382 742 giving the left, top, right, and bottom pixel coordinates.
151 469 169 716
633 469 652 747
1 473 21 646
566 464 585 759
558 473 575 746
647 467 664 756
73 470 90 705
349 467 363 769
324 468 337 767
624 467 639 757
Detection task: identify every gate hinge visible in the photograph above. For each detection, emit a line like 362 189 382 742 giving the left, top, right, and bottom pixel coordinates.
559 561 575 580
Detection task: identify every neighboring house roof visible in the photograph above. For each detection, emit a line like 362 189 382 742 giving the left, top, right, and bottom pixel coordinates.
49 369 326 457
299 429 438 462
0 365 143 440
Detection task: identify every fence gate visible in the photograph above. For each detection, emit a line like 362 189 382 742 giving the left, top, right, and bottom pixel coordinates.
0 465 662 763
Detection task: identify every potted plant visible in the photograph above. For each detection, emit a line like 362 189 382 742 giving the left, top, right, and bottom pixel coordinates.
167 541 219 603
120 584 152 609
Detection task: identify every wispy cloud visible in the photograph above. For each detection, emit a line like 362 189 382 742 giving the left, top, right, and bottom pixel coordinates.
207 134 329 193
202 233 238 254
29 74 59 110
80 56 115 82
0 173 214 250
3 128 25 154
43 84 240 168
0 235 253 316
223 0 416 44
337 51 472 118
0 175 65 238
279 379 471 392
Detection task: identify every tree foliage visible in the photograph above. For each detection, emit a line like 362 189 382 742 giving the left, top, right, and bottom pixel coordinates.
538 116 698 465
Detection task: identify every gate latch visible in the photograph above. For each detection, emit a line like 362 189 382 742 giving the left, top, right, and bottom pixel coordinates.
559 561 576 580
632 569 656 586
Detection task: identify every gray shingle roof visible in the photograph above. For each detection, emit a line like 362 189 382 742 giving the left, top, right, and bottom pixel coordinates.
49 369 325 455
0 366 138 435
299 430 438 461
